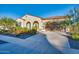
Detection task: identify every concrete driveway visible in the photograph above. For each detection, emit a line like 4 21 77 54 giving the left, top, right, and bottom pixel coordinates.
42 31 70 50
41 31 79 54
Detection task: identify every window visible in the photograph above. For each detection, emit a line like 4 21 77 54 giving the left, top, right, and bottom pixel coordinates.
18 22 21 26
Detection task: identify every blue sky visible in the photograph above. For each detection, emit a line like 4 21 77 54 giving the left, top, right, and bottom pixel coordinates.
0 4 78 19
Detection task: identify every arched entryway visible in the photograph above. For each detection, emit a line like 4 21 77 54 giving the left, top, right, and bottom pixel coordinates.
26 22 31 29
33 21 39 30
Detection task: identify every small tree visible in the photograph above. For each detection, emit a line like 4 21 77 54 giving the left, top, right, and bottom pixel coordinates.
45 22 60 31
0 17 16 33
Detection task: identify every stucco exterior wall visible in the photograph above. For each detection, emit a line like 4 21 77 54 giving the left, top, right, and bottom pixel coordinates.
16 15 43 30
16 15 68 31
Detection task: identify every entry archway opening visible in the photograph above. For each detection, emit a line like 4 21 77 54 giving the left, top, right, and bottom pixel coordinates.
26 22 31 30
33 21 39 30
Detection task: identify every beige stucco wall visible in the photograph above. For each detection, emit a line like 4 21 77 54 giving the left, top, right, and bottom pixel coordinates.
16 15 67 31
16 15 44 30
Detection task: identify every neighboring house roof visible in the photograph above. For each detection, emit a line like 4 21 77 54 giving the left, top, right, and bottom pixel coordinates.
43 16 68 20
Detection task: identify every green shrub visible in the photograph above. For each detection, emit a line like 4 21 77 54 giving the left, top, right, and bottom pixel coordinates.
71 32 79 41
15 26 28 35
0 25 37 36
0 29 10 34
27 28 37 35
15 26 22 30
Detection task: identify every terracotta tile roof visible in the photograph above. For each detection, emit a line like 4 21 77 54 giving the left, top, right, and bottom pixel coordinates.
43 16 68 20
